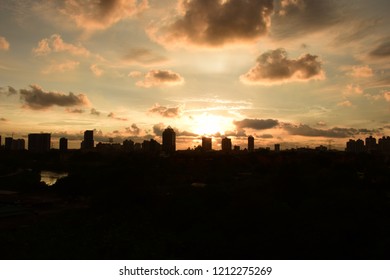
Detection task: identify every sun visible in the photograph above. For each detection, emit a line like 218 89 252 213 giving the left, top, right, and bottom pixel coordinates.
193 113 232 136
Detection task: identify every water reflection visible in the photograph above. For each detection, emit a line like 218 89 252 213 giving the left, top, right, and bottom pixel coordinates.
40 170 68 186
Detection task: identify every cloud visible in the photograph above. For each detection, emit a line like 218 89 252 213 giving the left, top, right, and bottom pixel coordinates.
384 91 390 102
0 117 8 122
148 103 182 118
125 124 141 136
370 40 390 57
128 71 142 78
123 48 168 65
19 84 90 110
90 108 101 116
0 36 10 50
58 0 149 32
136 70 184 88
283 123 360 138
256 133 273 139
234 118 279 130
33 34 90 57
66 108 84 114
272 0 342 39
344 84 363 95
347 65 373 78
42 60 80 74
153 123 165 136
337 100 353 107
147 0 274 48
240 49 325 85
107 112 128 121
90 64 104 77
0 86 18 96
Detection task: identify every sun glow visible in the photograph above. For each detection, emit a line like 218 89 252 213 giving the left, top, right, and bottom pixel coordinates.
192 113 233 136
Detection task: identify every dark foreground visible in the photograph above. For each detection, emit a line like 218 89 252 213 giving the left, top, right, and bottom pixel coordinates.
0 150 389 259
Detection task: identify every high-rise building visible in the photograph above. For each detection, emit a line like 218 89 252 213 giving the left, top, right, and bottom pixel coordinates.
162 127 176 153
378 136 390 154
59 137 68 152
221 137 232 152
28 133 51 153
275 144 280 152
248 136 254 152
81 130 94 150
365 136 377 152
202 137 212 151
5 137 13 151
123 139 135 152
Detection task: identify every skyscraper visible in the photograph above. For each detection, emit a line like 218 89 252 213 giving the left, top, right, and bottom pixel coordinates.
28 133 51 153
202 137 212 151
248 136 254 152
81 130 94 150
59 137 68 152
221 137 232 152
162 127 176 154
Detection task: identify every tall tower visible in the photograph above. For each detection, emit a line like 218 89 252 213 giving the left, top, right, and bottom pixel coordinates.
248 136 254 152
202 137 212 151
59 137 68 152
81 130 94 150
28 133 51 153
221 137 232 152
162 126 176 153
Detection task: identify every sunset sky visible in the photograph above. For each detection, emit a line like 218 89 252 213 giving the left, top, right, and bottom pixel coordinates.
0 0 389 150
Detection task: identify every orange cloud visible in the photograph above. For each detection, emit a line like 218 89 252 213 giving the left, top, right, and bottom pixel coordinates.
0 36 10 50
240 48 325 85
33 34 90 57
347 65 373 78
136 70 184 88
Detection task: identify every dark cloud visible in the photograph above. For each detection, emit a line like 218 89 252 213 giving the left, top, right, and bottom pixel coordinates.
90 108 101 116
240 48 325 85
107 112 128 121
148 0 274 47
224 129 247 137
256 134 274 139
0 117 8 122
19 84 90 110
58 0 149 31
136 70 184 88
282 123 378 138
0 86 17 96
148 104 182 118
234 118 279 130
272 0 343 39
125 124 141 136
153 123 165 136
123 48 168 65
370 40 390 57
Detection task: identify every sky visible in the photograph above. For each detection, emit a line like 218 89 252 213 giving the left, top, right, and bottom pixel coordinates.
0 0 389 150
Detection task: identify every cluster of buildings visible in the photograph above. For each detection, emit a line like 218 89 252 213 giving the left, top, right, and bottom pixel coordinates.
1 128 389 155
346 136 390 154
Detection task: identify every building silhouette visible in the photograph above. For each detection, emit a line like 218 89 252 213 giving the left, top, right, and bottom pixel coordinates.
162 127 176 154
378 136 390 154
248 136 254 152
59 137 68 152
275 143 280 152
81 130 94 150
365 136 377 153
202 137 212 151
221 137 232 152
123 139 135 152
4 137 13 151
28 133 51 153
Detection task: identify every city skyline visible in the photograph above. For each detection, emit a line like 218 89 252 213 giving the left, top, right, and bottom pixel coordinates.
0 0 389 151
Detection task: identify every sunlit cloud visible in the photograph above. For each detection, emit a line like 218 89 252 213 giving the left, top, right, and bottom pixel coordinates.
58 0 149 32
128 71 143 78
347 65 374 78
147 0 273 48
42 60 80 74
136 70 184 88
90 64 104 77
384 91 390 102
148 103 182 118
0 36 10 50
107 112 128 121
65 108 84 114
337 100 353 107
240 49 325 85
90 108 101 116
343 84 363 95
33 34 90 57
123 48 168 66
0 86 18 96
125 124 141 136
19 84 90 110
